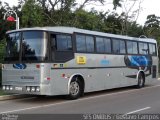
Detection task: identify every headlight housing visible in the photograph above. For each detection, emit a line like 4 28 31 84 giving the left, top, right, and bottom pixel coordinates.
2 86 6 90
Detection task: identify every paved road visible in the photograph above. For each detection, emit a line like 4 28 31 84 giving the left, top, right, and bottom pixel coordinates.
0 80 160 119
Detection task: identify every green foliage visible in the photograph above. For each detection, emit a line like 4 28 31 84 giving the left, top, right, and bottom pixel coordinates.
144 14 160 41
73 9 102 31
0 39 6 63
0 67 1 86
126 22 143 37
21 0 44 27
102 13 122 34
0 39 6 86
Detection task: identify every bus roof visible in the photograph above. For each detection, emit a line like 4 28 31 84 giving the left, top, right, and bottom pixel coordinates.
6 26 157 43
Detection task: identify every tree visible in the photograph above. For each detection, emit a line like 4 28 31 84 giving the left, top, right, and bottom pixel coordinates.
102 12 122 34
21 0 44 27
117 0 144 35
127 22 143 37
144 14 160 42
72 9 104 31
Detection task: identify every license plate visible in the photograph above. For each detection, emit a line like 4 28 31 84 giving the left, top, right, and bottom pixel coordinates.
15 87 23 91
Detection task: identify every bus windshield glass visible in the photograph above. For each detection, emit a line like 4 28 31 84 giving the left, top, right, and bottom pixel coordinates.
5 31 48 62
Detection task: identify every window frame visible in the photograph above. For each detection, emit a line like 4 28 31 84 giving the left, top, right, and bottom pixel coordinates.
49 32 74 62
95 36 112 54
74 32 157 56
112 38 127 55
55 34 73 52
149 43 157 56
75 33 95 53
126 40 138 55
138 42 149 55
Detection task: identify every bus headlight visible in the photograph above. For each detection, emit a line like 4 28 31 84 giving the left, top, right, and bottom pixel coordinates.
36 87 40 92
6 86 9 90
10 86 13 90
2 86 6 90
26 86 31 92
31 87 35 92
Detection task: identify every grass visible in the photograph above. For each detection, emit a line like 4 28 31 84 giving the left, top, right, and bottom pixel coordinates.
0 88 6 96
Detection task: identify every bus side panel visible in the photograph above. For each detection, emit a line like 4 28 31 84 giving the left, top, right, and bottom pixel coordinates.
46 54 158 96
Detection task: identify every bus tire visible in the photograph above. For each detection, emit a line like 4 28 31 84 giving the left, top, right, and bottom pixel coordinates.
137 73 145 88
68 77 83 100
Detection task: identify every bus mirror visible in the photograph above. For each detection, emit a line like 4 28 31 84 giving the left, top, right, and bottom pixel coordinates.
142 49 149 54
142 49 148 51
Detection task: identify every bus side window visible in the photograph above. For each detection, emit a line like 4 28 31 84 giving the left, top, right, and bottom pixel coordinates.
96 37 111 53
149 43 156 56
112 39 126 54
56 35 72 51
76 34 94 53
86 36 94 52
139 42 149 55
96 37 105 53
104 38 111 53
76 35 86 52
127 41 138 54
50 34 74 62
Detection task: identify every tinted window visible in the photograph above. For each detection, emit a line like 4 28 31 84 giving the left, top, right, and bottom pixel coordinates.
127 41 138 54
76 35 86 52
139 42 148 54
104 38 111 53
113 39 119 53
57 35 72 51
76 34 94 52
120 40 126 54
127 41 132 54
86 36 94 52
5 32 21 61
133 42 138 54
96 37 105 53
113 39 126 54
149 43 156 55
22 31 47 61
96 37 111 53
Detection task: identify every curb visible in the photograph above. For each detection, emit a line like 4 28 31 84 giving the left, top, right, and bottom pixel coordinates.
0 94 29 101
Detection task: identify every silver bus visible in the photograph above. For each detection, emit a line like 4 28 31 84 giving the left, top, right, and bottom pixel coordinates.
2 27 158 99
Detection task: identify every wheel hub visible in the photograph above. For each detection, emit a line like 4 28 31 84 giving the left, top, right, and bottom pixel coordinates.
70 81 79 96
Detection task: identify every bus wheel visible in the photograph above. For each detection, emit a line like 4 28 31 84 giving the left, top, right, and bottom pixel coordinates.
137 73 145 88
68 78 83 100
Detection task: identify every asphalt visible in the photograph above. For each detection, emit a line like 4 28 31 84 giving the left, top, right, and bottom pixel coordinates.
0 80 159 114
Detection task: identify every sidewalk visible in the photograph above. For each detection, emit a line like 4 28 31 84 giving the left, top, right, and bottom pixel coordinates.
0 88 28 101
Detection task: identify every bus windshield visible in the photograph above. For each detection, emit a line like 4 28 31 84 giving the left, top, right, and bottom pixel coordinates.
5 31 48 62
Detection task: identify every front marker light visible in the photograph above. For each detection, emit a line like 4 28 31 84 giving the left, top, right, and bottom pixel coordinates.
31 87 35 92
6 86 9 90
36 87 40 92
26 86 31 92
2 86 5 90
10 86 13 90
